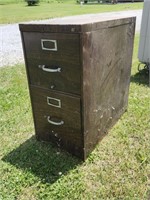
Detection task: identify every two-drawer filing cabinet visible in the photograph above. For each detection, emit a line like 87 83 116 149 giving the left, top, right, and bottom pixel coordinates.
19 14 136 160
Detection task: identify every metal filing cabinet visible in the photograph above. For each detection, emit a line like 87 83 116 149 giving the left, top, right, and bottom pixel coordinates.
19 15 135 160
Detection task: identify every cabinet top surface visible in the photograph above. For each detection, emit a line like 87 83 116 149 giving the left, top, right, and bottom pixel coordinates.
19 13 136 33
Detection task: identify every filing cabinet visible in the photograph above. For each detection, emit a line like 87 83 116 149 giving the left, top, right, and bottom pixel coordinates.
19 15 136 160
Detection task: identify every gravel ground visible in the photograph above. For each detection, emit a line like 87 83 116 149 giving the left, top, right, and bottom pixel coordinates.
0 10 142 68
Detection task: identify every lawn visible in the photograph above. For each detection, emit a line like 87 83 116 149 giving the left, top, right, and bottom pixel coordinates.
0 34 149 199
0 0 149 198
0 0 143 24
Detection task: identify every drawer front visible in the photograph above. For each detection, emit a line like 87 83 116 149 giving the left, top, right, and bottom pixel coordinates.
26 59 81 94
23 32 80 64
30 86 83 148
23 32 81 94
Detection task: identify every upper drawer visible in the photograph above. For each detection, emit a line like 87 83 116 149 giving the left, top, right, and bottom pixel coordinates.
26 58 81 95
22 32 80 64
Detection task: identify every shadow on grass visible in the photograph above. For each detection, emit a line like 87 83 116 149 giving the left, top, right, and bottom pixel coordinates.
130 68 149 86
2 136 81 184
25 4 40 7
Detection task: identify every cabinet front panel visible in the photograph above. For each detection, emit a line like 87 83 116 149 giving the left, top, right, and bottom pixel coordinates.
26 59 81 94
30 86 82 147
23 32 81 94
23 32 80 64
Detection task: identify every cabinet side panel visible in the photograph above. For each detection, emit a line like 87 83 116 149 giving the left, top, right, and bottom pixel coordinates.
82 21 135 158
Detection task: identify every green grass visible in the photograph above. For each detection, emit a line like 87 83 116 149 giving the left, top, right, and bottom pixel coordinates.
0 35 150 199
0 0 143 24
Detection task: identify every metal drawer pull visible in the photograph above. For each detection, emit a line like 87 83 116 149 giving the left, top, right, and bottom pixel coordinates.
47 97 61 108
47 116 64 126
39 65 61 73
41 39 57 51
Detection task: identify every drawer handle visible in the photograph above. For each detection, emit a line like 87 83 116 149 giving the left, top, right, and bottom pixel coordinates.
47 116 64 126
39 65 61 73
41 39 57 51
47 97 61 108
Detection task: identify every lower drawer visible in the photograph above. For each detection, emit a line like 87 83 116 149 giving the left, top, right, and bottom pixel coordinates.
30 86 83 155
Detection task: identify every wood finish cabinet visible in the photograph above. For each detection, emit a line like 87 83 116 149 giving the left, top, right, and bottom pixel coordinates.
19 15 136 160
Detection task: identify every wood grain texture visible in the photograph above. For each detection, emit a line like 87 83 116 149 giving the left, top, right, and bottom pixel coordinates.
30 86 84 158
23 32 81 94
19 17 135 33
81 21 135 158
26 58 81 95
23 32 80 63
20 16 136 160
